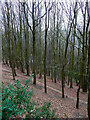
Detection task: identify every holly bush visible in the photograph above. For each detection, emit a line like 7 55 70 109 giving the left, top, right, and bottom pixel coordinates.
2 78 57 119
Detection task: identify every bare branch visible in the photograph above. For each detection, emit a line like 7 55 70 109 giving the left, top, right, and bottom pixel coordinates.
22 2 32 32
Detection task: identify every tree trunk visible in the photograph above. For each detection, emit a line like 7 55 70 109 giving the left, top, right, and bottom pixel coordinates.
53 12 56 83
32 2 36 85
80 6 86 91
44 2 47 93
62 66 65 98
76 85 80 109
7 3 11 68
19 4 24 73
24 19 30 76
88 31 90 119
61 18 73 98
51 67 53 82
39 19 42 79
70 4 77 88
11 39 15 80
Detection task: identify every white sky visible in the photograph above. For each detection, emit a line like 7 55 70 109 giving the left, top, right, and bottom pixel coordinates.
0 0 90 29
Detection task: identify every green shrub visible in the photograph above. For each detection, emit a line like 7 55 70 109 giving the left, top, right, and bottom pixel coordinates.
2 78 57 119
26 102 56 118
2 79 33 119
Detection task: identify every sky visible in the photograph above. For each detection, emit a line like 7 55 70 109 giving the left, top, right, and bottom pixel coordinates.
0 0 90 30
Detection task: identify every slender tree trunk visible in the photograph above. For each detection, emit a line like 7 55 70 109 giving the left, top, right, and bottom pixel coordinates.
44 2 47 93
68 71 70 86
70 4 77 88
7 3 11 68
39 21 42 79
51 67 53 82
86 2 90 118
61 19 73 98
76 85 80 108
14 32 18 69
76 36 80 86
53 12 56 83
25 33 30 76
11 39 15 80
56 6 59 83
80 6 86 91
19 4 24 73
62 66 65 98
88 31 90 119
24 17 30 76
32 2 36 85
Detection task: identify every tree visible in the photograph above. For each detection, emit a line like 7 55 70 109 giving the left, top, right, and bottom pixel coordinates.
6 1 11 67
24 16 30 76
19 3 24 73
61 16 74 98
44 1 48 93
88 30 90 119
86 0 90 118
70 2 77 88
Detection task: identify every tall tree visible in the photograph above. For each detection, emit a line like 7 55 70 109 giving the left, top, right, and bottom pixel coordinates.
44 1 48 93
70 2 77 88
19 3 24 73
6 1 11 67
86 0 90 118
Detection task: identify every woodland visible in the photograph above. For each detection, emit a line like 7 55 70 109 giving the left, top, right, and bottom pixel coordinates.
0 0 90 119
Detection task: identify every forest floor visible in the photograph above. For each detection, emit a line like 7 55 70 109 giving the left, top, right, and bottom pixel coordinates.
2 64 88 118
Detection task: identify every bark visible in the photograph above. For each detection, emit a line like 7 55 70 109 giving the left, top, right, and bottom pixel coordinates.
7 2 11 67
14 29 18 69
32 2 36 84
86 2 90 117
76 85 80 109
44 2 47 93
62 66 65 98
70 2 77 88
11 38 15 80
24 16 30 76
61 20 73 98
39 20 42 79
11 7 16 80
53 12 56 83
88 31 90 119
51 67 53 82
19 4 24 73
80 5 86 90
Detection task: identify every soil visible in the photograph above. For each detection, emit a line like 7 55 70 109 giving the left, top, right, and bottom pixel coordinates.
2 64 88 118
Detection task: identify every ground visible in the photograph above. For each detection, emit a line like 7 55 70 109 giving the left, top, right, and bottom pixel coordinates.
2 64 88 118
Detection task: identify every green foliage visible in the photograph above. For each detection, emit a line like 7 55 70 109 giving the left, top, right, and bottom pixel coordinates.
2 79 33 119
26 102 56 118
2 79 57 119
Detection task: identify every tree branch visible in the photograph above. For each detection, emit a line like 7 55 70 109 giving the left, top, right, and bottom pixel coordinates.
22 3 33 32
